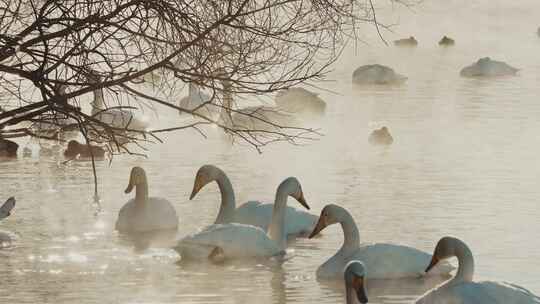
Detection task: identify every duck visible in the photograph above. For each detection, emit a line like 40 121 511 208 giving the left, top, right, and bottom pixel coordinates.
89 74 149 131
308 204 454 280
115 167 178 233
178 83 215 118
368 127 393 146
352 64 407 85
189 165 318 237
64 140 106 159
416 236 540 304
0 197 16 247
344 261 369 304
394 36 418 47
460 57 519 78
175 177 309 261
274 87 326 117
0 138 18 158
439 36 455 46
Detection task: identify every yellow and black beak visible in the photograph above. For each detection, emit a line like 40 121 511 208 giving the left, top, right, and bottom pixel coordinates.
189 177 204 200
308 214 327 238
425 255 440 273
353 276 368 304
295 192 310 210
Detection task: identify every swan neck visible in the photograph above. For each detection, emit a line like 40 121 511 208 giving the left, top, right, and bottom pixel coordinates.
267 191 288 250
453 241 475 283
339 211 360 252
219 81 233 125
345 285 358 304
214 171 236 224
135 179 149 204
92 86 104 111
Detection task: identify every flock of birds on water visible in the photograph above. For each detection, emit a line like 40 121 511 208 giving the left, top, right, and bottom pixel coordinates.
1 30 540 304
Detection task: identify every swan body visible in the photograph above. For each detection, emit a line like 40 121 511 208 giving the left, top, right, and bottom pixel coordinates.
116 167 178 233
394 36 418 47
309 204 454 280
188 165 317 237
417 237 540 304
369 127 393 146
439 36 455 46
175 177 310 261
274 87 326 117
352 64 407 85
178 83 215 117
0 197 16 247
460 57 519 78
90 76 149 131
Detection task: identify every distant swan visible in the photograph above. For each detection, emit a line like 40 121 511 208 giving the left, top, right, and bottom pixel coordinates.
175 177 309 261
178 83 215 118
368 126 393 146
89 75 149 131
352 64 407 85
344 261 369 304
64 140 105 159
416 236 540 304
115 167 178 233
274 87 326 117
189 165 317 237
309 204 454 280
439 36 455 46
0 197 16 247
460 57 519 78
394 36 418 47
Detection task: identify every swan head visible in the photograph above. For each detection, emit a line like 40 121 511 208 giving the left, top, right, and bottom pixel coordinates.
277 177 309 210
125 167 147 194
0 197 15 220
345 261 368 304
308 204 345 238
425 236 460 273
189 165 224 200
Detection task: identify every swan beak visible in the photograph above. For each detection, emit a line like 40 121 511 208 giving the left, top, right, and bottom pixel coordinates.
425 255 440 273
124 182 134 194
308 215 327 238
296 193 310 210
353 276 368 304
190 178 203 200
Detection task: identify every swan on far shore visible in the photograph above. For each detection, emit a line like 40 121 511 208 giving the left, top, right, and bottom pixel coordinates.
308 204 455 280
416 236 540 304
175 177 310 261
115 167 178 233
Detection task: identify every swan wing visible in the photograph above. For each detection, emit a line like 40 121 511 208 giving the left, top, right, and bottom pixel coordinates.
0 197 15 220
175 223 279 260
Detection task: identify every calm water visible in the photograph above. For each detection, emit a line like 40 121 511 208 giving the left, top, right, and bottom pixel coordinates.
1 0 540 303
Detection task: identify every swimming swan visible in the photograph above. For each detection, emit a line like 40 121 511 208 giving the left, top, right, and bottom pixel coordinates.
344 261 369 304
64 140 106 159
175 177 309 261
394 36 418 47
189 165 317 237
416 236 540 304
460 57 519 78
89 75 149 131
368 127 393 146
115 167 178 233
0 197 16 247
274 87 326 117
308 204 454 280
352 65 407 85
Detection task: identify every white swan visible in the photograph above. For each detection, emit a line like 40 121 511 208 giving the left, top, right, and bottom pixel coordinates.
274 87 326 117
344 261 369 304
175 177 309 261
115 167 178 233
0 197 16 247
460 57 519 78
189 165 317 237
90 75 149 131
416 236 540 304
178 83 216 117
309 204 454 280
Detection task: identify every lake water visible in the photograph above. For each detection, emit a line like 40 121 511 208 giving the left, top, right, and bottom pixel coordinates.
1 0 539 303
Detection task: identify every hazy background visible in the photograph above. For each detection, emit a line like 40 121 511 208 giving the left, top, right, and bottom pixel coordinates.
0 0 539 303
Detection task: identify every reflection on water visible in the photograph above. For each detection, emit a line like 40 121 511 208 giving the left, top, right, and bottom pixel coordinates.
1 0 540 303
